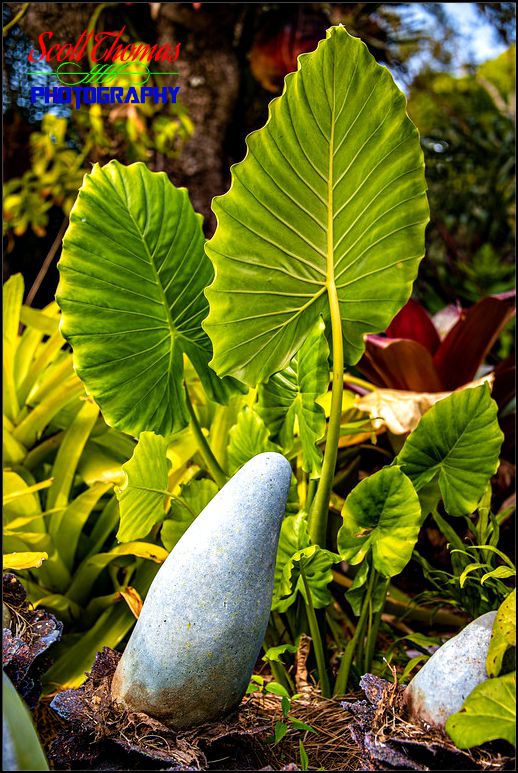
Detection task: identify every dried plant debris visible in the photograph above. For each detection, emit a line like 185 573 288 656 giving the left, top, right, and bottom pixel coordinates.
2 572 63 708
49 648 271 771
342 672 515 771
49 647 364 771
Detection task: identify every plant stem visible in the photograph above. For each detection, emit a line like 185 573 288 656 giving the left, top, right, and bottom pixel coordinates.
300 564 331 698
306 477 318 511
184 385 227 488
25 219 68 307
364 575 389 673
334 565 375 696
308 282 343 547
3 3 29 36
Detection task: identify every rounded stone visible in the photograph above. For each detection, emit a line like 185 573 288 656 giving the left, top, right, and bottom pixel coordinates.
111 452 292 728
405 610 497 728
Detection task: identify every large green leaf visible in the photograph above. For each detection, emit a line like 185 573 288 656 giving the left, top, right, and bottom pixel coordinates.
3 672 49 770
57 160 242 438
204 25 428 385
337 466 422 577
445 672 516 748
257 318 329 477
396 385 504 516
115 431 171 542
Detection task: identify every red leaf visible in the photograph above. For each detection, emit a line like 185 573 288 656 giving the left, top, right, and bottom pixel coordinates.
434 291 516 390
385 299 441 354
360 336 444 392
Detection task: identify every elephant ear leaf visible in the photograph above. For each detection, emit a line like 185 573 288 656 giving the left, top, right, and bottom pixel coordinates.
57 160 243 438
204 24 429 386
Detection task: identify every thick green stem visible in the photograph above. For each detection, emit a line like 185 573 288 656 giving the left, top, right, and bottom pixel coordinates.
334 565 375 696
308 282 343 547
300 564 331 698
306 477 318 512
184 385 227 489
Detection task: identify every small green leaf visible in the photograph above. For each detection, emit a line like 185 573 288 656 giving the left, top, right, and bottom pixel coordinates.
401 655 428 682
265 681 291 698
396 385 503 516
289 718 317 733
263 641 299 664
445 671 516 748
115 432 171 541
227 405 279 474
273 721 289 744
459 562 488 588
299 740 309 771
257 317 329 476
481 566 516 584
337 466 422 577
273 512 337 611
161 478 218 551
487 591 516 677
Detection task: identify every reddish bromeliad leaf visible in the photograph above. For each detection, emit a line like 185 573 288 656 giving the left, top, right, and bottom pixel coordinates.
359 292 515 393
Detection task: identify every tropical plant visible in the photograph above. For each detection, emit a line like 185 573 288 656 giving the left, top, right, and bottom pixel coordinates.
2 274 170 689
407 45 516 310
358 292 515 392
51 23 513 709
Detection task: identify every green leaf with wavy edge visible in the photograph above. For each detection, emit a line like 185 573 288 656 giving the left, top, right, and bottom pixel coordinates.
487 590 516 678
257 318 329 477
226 406 299 514
262 641 299 664
445 671 516 748
396 384 504 516
273 512 337 612
227 405 278 474
204 25 428 385
337 466 422 577
161 477 218 551
56 160 243 438
115 431 171 542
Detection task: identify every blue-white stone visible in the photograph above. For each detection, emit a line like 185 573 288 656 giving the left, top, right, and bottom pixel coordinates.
405 611 497 728
111 452 292 728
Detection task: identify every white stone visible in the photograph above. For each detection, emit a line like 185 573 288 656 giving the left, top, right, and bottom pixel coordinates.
111 452 292 728
405 611 497 728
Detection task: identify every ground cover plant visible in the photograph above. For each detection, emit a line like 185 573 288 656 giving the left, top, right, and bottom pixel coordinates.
3 21 515 772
